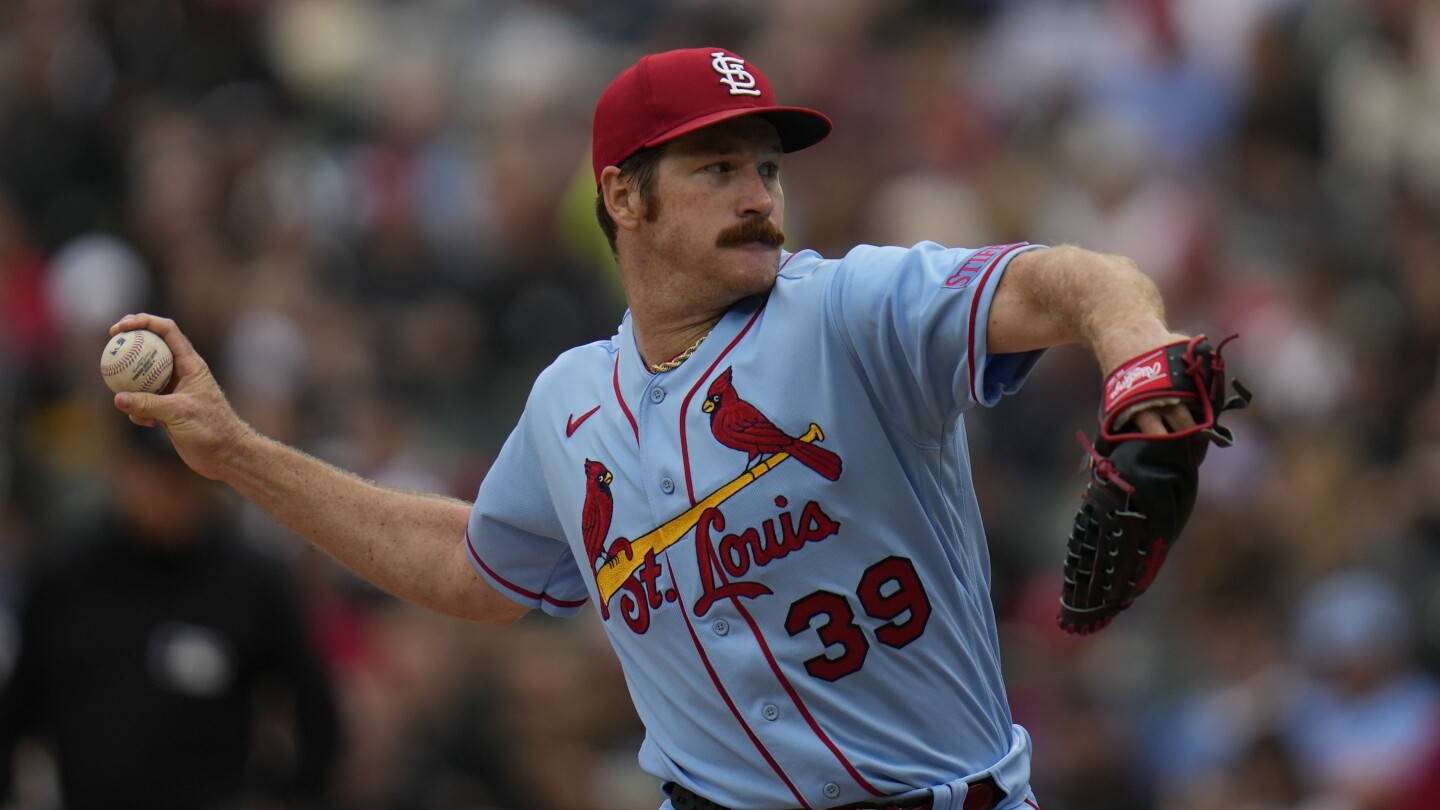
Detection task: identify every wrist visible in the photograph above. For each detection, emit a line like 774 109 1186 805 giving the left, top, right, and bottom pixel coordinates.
209 420 266 485
1092 319 1184 376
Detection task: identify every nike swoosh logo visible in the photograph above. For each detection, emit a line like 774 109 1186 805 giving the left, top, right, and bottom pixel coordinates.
566 405 602 437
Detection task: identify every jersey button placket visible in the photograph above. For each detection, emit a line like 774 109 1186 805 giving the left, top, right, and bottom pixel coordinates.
660 477 675 494
649 386 665 404
823 783 841 800
712 619 729 636
762 703 779 721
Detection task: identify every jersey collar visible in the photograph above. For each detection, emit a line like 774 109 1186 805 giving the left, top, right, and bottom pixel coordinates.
614 293 766 396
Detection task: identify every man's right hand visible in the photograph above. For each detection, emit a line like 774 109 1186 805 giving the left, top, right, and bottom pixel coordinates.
109 313 254 482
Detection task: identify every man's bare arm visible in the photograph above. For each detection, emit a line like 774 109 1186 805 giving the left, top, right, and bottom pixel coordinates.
988 244 1194 434
108 314 529 625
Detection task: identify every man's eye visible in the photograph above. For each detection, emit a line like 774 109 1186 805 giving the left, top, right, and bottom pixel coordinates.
761 163 781 179
705 162 732 174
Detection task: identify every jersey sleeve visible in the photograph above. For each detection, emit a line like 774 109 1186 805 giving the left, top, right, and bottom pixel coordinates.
465 407 590 618
829 241 1045 428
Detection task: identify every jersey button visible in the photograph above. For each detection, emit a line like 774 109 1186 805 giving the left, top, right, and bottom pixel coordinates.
660 477 675 494
712 619 729 636
650 387 665 404
823 783 841 799
762 704 779 721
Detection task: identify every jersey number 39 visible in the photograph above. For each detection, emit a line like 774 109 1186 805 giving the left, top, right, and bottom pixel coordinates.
784 556 931 681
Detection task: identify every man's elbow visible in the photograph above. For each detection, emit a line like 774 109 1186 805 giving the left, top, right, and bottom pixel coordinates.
473 598 531 626
442 576 532 625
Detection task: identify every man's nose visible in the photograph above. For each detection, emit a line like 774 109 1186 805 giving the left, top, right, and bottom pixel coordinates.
736 168 775 218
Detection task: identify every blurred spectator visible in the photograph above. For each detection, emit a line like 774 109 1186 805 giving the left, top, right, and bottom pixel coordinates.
0 189 57 378
1144 547 1323 810
1284 568 1440 809
0 426 341 809
1308 0 1440 208
1182 732 1354 810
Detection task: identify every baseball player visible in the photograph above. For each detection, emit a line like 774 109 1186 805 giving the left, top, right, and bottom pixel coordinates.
111 47 1218 810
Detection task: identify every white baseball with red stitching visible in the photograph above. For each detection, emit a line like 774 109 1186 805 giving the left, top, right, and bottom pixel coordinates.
100 329 174 394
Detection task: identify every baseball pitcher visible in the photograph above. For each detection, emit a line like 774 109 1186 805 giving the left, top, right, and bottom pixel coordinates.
110 47 1245 810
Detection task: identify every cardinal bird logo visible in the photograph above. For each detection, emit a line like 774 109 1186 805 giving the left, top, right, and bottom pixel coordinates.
582 459 615 568
702 367 842 481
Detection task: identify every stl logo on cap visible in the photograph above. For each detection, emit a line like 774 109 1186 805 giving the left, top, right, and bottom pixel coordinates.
711 52 761 97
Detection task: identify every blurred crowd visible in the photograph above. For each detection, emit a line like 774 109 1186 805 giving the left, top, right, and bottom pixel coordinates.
2 0 1440 808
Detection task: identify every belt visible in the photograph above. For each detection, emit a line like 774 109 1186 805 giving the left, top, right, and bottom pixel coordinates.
667 776 1004 810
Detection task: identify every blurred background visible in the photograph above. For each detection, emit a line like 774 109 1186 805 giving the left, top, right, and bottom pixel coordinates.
2 0 1440 808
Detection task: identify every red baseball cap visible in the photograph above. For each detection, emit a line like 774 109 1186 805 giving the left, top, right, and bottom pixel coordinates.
591 47 832 186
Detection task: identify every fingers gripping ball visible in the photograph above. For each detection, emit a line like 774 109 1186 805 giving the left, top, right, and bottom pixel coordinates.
1057 335 1252 635
100 329 174 394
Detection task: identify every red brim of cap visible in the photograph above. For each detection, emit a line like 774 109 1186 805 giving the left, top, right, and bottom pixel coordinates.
641 106 833 155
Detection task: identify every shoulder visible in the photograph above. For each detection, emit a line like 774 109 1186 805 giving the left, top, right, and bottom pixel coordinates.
772 245 922 304
777 244 925 277
530 339 618 396
514 338 620 436
782 242 980 312
779 242 982 283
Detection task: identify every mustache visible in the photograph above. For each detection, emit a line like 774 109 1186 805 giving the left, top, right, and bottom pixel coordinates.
716 218 786 249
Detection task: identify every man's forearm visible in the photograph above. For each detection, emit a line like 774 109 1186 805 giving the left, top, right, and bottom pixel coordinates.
989 244 1178 374
222 432 524 624
104 313 528 624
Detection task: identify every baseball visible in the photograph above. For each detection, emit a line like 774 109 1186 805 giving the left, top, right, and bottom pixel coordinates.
100 329 174 394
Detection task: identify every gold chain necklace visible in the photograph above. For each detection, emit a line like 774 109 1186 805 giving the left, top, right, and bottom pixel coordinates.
647 332 708 374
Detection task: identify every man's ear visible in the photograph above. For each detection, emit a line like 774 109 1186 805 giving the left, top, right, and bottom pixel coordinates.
600 166 644 231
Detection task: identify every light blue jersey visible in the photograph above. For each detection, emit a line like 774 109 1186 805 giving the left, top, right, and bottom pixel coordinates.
467 241 1044 810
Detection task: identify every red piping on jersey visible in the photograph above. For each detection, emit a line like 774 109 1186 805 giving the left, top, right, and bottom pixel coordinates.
679 302 768 503
671 562 812 809
465 529 589 610
966 243 1028 405
731 598 883 796
613 354 639 446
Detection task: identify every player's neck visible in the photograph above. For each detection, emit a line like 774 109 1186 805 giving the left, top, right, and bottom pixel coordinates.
631 314 721 373
620 261 727 371
618 246 765 371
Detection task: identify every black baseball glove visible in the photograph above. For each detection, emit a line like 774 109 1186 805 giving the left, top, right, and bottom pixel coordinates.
1057 335 1251 635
